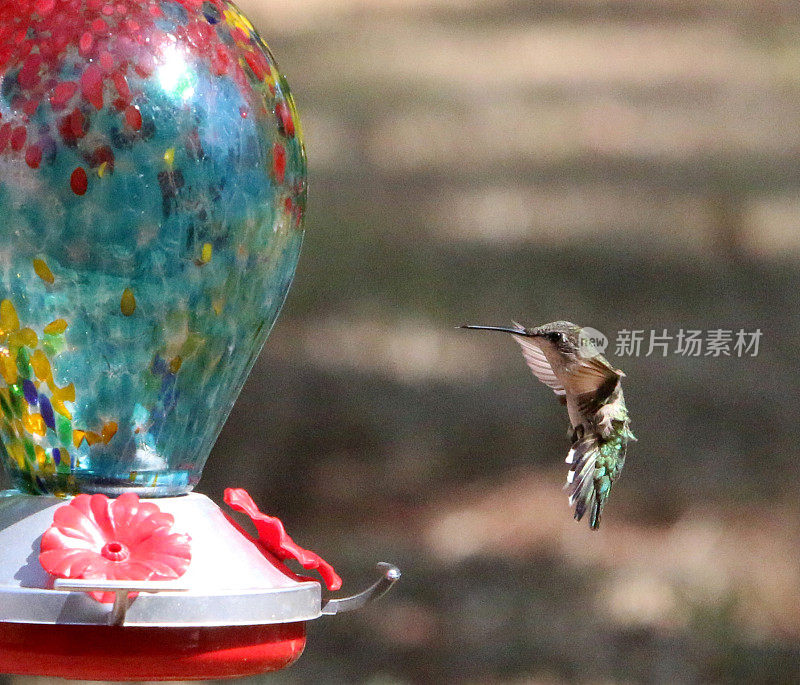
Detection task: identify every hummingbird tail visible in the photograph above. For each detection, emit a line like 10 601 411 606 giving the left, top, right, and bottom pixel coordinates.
566 436 601 529
565 435 619 530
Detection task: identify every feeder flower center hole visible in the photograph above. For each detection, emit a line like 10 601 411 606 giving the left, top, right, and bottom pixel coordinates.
101 541 129 561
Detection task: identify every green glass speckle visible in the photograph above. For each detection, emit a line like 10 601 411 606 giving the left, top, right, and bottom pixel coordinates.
0 393 12 421
42 334 64 357
8 385 24 418
15 348 30 379
56 414 72 446
143 372 160 395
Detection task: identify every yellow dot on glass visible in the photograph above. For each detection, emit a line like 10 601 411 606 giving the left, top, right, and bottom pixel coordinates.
8 442 25 468
52 382 75 404
44 319 68 335
84 431 103 445
0 355 17 385
101 421 118 444
31 350 53 383
23 413 46 437
19 328 38 347
33 259 54 285
51 397 72 420
121 288 136 316
0 299 19 333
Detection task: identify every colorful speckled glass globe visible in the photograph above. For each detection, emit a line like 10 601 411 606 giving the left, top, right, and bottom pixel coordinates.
0 0 306 495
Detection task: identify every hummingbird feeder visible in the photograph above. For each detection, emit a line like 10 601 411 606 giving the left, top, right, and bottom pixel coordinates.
0 0 398 679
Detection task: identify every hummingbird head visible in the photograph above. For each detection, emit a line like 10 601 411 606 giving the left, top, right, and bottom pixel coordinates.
529 321 586 358
459 320 605 362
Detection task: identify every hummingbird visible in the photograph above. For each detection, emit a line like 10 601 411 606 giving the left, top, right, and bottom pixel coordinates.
460 321 634 529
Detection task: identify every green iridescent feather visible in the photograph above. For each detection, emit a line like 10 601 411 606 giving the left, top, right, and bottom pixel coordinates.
567 386 634 529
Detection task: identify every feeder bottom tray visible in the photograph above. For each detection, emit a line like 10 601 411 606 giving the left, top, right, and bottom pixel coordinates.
0 622 306 680
0 492 399 680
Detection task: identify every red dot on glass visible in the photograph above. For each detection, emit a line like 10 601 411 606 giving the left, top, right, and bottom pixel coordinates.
34 0 55 15
0 124 10 151
124 105 142 130
50 81 77 109
79 31 93 55
10 126 27 152
275 101 295 137
22 98 40 117
69 108 85 138
80 65 104 110
99 51 115 73
244 50 267 81
273 143 286 184
113 72 130 100
25 144 42 169
70 167 88 195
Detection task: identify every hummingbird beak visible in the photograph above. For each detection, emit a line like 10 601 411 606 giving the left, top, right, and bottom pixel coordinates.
458 324 530 336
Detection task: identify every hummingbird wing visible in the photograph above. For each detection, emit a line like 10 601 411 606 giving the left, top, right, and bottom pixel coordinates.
562 355 624 425
510 334 566 397
563 354 622 395
574 375 620 420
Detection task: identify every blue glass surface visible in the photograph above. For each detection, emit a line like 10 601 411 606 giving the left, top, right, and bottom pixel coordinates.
0 0 306 495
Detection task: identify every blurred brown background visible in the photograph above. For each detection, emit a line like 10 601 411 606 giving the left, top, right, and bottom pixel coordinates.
12 0 800 683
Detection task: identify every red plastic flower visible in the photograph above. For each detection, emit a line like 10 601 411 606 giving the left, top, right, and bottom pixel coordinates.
224 488 342 591
39 492 192 603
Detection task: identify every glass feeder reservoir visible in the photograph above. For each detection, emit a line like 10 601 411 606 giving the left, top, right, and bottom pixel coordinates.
0 0 397 678
0 0 306 496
